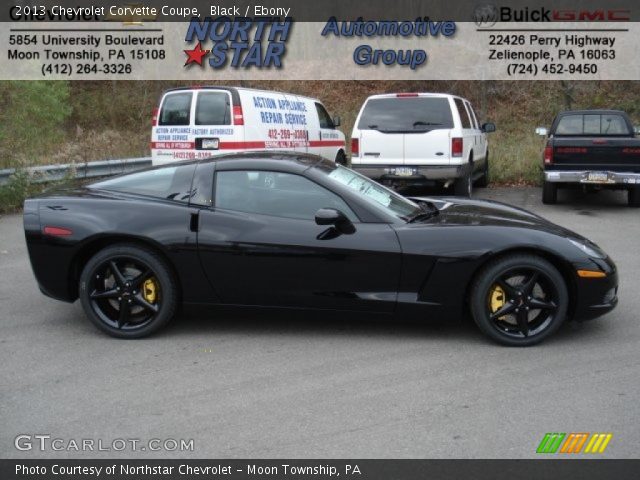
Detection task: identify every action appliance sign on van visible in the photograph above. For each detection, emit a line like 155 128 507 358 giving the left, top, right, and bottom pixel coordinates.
151 87 346 165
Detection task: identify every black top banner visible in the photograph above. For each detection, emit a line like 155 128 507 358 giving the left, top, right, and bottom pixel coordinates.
3 0 640 22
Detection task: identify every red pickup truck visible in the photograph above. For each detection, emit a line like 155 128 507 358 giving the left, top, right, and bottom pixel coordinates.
537 110 640 207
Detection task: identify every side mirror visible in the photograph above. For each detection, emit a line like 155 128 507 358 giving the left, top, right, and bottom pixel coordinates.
315 208 355 235
535 127 549 136
481 122 496 133
333 116 341 128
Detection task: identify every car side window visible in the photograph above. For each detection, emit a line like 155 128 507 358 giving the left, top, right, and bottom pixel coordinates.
315 103 335 129
214 170 357 222
454 98 472 129
159 92 192 126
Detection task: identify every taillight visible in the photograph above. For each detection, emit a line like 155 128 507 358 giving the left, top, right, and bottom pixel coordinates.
233 105 244 125
151 107 158 126
351 138 359 157
396 93 419 97
544 145 554 165
43 226 73 237
451 137 463 157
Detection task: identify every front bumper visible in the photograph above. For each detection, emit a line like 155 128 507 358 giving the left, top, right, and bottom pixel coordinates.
545 170 640 185
351 164 469 182
573 257 619 321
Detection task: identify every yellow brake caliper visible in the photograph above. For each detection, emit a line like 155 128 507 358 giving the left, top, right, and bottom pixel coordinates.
143 278 158 304
489 284 506 319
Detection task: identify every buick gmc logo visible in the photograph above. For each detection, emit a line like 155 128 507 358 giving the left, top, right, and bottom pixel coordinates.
473 5 631 26
473 4 498 27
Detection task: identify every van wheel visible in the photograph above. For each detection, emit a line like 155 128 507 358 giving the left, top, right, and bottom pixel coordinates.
542 181 557 204
629 187 640 207
454 170 472 197
335 150 347 166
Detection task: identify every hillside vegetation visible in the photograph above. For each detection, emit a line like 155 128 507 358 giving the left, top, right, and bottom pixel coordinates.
1 81 640 210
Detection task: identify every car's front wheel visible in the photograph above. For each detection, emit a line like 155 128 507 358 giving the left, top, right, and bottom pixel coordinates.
79 244 178 338
469 254 568 346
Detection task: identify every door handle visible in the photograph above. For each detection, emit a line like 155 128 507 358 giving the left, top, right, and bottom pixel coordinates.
190 212 199 232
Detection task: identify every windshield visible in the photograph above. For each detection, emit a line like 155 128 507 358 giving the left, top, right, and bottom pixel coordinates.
357 97 454 132
318 164 421 220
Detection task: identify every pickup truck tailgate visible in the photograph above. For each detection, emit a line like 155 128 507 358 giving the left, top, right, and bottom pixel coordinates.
552 137 640 171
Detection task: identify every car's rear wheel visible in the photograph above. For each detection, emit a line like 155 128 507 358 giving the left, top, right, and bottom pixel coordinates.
470 254 568 346
628 186 640 207
79 244 177 338
542 181 557 204
454 168 472 197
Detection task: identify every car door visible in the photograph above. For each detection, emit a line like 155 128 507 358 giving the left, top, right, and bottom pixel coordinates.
196 168 402 312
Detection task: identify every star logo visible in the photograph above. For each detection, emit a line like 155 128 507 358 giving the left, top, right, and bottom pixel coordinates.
184 42 210 66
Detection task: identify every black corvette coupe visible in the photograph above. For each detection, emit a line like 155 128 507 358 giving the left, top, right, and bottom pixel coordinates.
24 153 618 345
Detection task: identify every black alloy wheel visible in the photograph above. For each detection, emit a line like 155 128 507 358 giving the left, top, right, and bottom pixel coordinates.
79 244 177 338
470 254 568 346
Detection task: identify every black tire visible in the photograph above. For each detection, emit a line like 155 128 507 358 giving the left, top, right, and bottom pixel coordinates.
469 254 568 346
79 244 178 338
542 181 557 204
335 150 347 166
454 168 472 197
475 154 489 188
628 186 640 207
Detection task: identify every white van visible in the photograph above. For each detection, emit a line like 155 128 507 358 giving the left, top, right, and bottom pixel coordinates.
151 86 346 166
350 93 495 196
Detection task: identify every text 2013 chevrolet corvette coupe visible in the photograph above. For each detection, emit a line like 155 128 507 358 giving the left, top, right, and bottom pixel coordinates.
24 153 618 345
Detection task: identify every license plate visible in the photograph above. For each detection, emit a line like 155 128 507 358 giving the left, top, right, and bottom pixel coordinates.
586 172 609 183
394 167 415 177
201 138 219 150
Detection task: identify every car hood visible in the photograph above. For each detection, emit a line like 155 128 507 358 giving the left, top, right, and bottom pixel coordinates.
409 196 586 240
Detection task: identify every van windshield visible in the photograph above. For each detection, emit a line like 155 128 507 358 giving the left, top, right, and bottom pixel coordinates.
357 97 454 133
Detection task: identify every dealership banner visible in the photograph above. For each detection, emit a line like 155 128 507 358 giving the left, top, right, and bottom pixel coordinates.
3 459 640 480
1 0 639 80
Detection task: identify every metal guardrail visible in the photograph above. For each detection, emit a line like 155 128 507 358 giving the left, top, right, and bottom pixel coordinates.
0 157 152 186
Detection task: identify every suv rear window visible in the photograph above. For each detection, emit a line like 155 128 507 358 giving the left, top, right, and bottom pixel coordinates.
91 164 197 203
555 114 630 136
195 91 231 125
357 97 453 132
159 92 192 126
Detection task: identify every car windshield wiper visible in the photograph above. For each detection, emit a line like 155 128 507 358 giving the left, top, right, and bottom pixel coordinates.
413 121 442 127
406 201 439 223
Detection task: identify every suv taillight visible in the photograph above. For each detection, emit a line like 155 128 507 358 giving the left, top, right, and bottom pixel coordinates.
233 105 244 125
451 137 463 157
152 107 158 126
351 138 359 157
544 145 554 164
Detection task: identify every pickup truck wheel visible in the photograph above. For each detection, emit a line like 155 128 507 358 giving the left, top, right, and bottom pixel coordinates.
629 187 640 207
542 181 557 204
454 170 472 197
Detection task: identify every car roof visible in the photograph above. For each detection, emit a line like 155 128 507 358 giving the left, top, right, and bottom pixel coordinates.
557 109 627 116
198 151 329 172
162 86 322 103
364 93 463 100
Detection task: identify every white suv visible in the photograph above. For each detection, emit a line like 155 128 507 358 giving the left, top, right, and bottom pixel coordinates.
350 93 495 196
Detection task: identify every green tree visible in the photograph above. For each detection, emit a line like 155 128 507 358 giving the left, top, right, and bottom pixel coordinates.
0 81 71 168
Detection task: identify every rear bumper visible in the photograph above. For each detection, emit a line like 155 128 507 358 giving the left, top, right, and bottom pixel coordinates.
545 170 640 185
351 163 468 182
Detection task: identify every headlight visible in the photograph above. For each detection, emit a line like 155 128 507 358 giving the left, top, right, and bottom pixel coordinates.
568 238 606 259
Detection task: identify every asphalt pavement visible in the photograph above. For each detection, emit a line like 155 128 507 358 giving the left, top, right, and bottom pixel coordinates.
1 186 638 459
